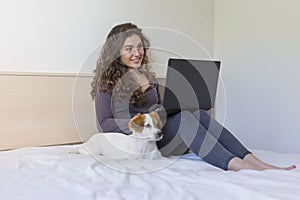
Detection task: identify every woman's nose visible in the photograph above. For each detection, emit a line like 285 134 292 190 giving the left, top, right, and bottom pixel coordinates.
133 48 142 56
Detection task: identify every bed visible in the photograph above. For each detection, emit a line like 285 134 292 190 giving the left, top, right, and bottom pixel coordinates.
1 145 300 200
1 72 300 200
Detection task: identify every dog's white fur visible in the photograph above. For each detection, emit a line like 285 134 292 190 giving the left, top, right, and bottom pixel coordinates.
73 112 163 159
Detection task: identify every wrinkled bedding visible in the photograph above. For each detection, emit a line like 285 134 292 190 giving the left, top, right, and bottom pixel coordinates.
1 145 300 200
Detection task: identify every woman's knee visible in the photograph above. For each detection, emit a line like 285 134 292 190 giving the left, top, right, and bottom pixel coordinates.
198 109 209 116
192 109 207 119
180 110 194 119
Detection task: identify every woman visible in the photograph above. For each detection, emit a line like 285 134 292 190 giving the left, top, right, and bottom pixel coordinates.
90 22 296 171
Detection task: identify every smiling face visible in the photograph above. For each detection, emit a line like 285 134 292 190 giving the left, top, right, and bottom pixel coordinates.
119 34 144 69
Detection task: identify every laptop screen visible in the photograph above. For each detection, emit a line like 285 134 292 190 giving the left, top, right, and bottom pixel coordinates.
162 58 221 116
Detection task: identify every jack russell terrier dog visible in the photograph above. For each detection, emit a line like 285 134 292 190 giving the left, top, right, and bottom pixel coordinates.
73 111 163 159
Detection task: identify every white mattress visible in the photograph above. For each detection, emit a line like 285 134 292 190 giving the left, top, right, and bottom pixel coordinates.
1 145 300 200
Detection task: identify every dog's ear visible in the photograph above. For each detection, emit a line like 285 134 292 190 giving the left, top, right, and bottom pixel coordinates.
128 113 145 133
150 111 163 129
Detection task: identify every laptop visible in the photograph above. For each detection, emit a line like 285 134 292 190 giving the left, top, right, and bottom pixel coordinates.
162 58 221 116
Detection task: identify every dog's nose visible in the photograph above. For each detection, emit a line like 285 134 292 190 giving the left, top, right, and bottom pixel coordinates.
156 131 163 139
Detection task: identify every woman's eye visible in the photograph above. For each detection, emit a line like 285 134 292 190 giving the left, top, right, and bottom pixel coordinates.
137 44 144 49
145 124 151 128
125 47 132 52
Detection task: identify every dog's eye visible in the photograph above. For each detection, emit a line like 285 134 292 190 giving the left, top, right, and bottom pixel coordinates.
144 124 151 128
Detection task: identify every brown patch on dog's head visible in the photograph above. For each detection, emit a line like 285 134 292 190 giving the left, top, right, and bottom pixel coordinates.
128 113 145 133
149 111 163 129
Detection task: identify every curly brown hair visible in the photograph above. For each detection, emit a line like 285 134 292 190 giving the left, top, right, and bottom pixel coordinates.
90 22 155 105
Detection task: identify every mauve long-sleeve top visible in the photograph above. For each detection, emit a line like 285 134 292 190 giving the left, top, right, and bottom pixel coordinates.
95 80 161 134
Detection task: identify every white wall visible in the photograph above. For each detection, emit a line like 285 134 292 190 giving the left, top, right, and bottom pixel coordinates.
214 0 300 153
0 0 214 76
5 0 299 154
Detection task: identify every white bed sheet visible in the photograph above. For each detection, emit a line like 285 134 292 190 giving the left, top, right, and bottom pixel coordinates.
1 145 300 200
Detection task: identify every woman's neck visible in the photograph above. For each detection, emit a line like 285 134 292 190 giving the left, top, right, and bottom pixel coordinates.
129 68 150 92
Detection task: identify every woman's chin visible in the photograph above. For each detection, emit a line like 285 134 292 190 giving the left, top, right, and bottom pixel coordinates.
128 63 142 69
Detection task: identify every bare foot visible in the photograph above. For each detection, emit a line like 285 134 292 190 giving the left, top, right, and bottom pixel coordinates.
227 157 265 171
243 153 296 170
280 165 297 170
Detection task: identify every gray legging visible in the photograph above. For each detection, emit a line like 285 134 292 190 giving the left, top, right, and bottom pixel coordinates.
156 109 251 170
